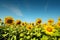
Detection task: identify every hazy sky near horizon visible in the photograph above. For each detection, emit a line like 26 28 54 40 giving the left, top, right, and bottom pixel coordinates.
0 0 60 23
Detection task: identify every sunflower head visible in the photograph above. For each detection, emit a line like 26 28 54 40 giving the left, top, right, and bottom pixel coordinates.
4 16 14 25
44 25 55 35
26 24 33 30
21 22 27 26
58 17 60 21
36 18 42 25
22 22 24 26
30 22 34 26
31 22 34 26
42 23 47 27
15 20 21 25
56 21 60 28
48 19 54 25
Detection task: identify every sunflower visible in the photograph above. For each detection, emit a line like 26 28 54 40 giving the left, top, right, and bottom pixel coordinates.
58 17 60 21
56 21 60 28
36 18 42 25
31 22 34 26
43 25 55 35
30 22 34 26
26 24 33 30
21 22 27 26
15 20 21 25
4 16 14 25
48 19 54 25
42 23 47 27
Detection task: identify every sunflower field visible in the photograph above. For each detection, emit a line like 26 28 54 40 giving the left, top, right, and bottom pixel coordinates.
0 16 60 40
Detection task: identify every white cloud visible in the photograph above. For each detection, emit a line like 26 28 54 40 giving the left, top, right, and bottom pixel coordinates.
2 4 23 17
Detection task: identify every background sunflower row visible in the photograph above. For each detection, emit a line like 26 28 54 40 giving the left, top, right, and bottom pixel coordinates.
0 16 60 40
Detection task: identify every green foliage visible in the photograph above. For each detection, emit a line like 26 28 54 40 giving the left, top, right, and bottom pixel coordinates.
0 22 60 40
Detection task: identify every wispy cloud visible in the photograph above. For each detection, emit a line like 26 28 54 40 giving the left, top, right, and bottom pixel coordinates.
44 0 48 13
2 4 23 17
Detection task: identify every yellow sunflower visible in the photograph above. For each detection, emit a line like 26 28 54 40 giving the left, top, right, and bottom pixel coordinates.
44 25 55 35
36 18 42 25
30 22 34 26
48 19 54 25
42 23 47 27
26 24 33 30
31 22 34 26
56 21 60 28
21 22 27 26
58 17 60 21
4 16 14 25
15 20 21 25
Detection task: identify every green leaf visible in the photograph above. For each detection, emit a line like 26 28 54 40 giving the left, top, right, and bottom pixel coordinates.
19 38 23 40
30 32 33 36
2 33 8 37
7 38 10 40
32 38 36 40
36 32 41 37
26 36 30 39
58 38 60 40
13 35 16 40
11 36 13 40
41 35 48 40
53 31 60 36
20 33 24 37
27 31 30 35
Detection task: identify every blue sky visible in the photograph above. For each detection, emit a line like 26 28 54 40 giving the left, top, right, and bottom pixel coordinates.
0 0 60 23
